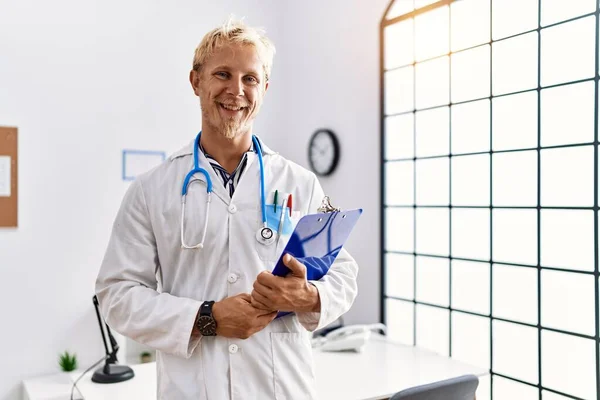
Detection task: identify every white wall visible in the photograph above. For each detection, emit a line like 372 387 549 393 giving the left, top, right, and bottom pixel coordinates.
273 0 389 325
0 1 285 398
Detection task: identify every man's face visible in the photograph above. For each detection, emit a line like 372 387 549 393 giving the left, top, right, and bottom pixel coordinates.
191 43 269 140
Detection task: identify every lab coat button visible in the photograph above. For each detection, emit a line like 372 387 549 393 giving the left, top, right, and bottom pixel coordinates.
229 344 238 354
228 204 237 213
227 273 238 283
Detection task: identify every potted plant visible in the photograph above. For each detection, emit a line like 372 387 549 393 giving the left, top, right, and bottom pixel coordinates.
140 351 152 363
58 351 78 372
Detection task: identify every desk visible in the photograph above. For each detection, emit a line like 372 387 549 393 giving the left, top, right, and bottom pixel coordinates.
65 335 486 400
23 335 486 399
314 334 486 399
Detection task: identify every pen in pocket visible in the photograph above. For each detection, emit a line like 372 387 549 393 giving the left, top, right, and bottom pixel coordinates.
276 195 288 243
286 194 293 217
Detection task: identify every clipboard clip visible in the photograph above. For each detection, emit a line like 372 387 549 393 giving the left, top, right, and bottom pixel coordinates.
317 196 341 213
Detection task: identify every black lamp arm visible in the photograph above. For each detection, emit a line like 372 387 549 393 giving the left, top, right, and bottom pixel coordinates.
91 295 135 384
92 295 111 358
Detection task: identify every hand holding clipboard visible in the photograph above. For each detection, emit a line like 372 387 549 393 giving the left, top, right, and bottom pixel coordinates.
267 197 362 318
271 208 362 279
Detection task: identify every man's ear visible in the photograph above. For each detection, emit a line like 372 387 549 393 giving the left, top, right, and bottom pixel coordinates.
264 81 269 93
189 70 200 96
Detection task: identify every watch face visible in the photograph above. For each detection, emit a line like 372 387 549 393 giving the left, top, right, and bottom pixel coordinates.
198 315 217 336
308 129 339 176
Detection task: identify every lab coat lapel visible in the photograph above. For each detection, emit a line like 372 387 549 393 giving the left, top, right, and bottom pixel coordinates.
231 152 260 206
232 136 274 207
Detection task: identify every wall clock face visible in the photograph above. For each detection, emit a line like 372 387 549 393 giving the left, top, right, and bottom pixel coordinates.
308 129 340 176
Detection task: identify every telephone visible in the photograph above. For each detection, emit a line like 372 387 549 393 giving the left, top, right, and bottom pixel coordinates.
311 323 387 352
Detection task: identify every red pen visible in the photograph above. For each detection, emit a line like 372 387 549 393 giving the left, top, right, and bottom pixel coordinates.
286 194 293 217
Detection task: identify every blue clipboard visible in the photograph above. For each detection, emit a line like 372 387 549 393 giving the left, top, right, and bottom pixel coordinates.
271 208 363 317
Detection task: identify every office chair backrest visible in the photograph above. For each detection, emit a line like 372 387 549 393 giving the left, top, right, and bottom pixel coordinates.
390 374 479 400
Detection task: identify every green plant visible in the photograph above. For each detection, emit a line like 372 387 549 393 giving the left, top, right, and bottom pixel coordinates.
140 351 152 363
58 351 78 372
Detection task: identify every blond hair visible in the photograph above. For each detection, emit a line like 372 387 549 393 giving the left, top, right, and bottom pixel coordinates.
192 17 276 82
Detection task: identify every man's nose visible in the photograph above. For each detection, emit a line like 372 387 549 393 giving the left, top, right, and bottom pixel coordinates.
226 77 244 96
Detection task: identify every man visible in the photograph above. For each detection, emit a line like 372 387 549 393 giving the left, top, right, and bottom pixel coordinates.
96 18 358 399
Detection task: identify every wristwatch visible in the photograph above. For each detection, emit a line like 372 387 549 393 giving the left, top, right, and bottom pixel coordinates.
196 301 217 336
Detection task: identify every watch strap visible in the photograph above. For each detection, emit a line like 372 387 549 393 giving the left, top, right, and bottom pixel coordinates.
200 300 215 317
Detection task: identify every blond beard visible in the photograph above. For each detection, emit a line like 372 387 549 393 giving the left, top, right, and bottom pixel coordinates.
221 118 246 139
200 106 247 140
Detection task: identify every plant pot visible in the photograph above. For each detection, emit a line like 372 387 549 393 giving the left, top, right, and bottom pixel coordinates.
140 354 152 363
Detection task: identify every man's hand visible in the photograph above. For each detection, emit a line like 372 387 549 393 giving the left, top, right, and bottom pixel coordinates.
212 293 277 339
250 254 321 313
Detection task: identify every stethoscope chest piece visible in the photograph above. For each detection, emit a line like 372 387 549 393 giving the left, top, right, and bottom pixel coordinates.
256 226 276 245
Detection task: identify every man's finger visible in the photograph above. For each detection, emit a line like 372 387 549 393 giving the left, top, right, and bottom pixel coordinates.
251 289 273 307
283 254 306 278
253 281 272 297
256 311 278 324
256 270 279 288
237 293 252 302
250 293 272 311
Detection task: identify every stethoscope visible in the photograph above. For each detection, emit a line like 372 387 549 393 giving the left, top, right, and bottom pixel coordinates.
180 131 275 249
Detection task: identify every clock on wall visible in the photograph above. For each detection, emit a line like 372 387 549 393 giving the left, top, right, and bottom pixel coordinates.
308 129 340 177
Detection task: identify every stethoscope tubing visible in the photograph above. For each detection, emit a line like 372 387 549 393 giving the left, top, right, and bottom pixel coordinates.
181 131 273 249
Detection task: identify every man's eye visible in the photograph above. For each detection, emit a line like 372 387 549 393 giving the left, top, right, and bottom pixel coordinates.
245 76 258 84
215 72 229 78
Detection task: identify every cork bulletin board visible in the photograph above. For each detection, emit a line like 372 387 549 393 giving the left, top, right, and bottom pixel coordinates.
0 127 18 227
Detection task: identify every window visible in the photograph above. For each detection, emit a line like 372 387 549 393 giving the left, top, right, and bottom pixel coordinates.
381 1 599 399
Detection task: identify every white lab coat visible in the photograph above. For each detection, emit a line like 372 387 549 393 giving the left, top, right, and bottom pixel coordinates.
95 137 359 400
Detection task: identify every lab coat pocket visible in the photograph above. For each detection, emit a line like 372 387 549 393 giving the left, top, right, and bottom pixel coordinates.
271 332 317 400
255 205 298 262
275 210 302 258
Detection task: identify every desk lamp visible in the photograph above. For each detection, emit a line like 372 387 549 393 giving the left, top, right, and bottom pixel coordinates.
92 295 134 383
